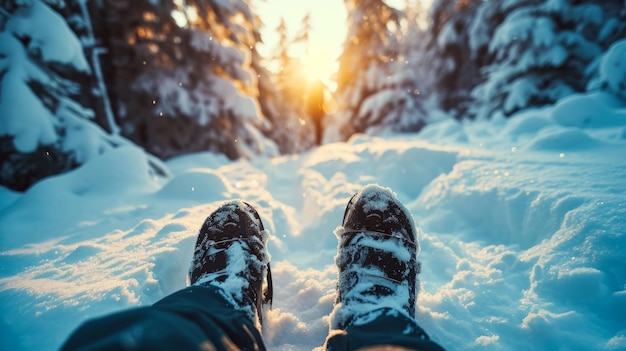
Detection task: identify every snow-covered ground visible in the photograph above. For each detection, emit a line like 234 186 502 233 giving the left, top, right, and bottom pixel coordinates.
1 91 625 350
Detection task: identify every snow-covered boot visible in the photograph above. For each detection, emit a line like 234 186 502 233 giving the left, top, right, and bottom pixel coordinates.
189 200 273 325
331 184 420 330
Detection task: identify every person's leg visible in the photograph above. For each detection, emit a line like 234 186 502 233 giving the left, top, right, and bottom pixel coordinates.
61 286 262 351
61 200 272 351
324 309 441 351
324 185 445 351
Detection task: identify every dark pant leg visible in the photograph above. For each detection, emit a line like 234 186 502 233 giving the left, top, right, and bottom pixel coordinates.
323 308 445 351
61 286 265 351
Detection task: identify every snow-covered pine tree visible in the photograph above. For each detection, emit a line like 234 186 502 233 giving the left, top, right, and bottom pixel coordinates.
274 18 308 115
0 0 114 191
414 0 484 118
185 0 278 158
471 0 626 119
259 16 315 153
584 3 626 98
252 54 304 154
597 39 626 101
59 0 119 136
96 0 277 160
250 18 295 155
327 0 425 142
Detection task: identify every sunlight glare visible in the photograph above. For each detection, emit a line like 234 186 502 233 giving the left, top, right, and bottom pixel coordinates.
255 0 346 84
300 47 337 84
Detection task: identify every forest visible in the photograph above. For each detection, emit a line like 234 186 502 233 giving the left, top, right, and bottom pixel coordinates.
2 1 626 350
1 0 625 191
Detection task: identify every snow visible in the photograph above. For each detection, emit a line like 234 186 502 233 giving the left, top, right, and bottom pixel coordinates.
0 0 114 166
0 32 58 152
600 39 626 100
6 0 90 73
1 95 626 351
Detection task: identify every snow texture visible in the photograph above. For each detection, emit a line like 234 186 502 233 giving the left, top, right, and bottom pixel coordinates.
1 93 626 350
599 39 626 100
0 0 112 164
5 0 90 72
0 32 57 151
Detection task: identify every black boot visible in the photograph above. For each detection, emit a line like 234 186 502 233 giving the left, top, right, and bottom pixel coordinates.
189 200 273 325
331 184 420 330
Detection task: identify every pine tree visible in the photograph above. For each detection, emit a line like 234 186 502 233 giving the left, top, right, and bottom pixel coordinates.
327 0 425 142
294 12 328 146
251 16 309 154
63 0 120 136
0 0 113 191
414 0 484 118
257 16 316 153
595 39 626 101
471 0 626 119
293 12 312 51
274 18 308 113
95 0 277 160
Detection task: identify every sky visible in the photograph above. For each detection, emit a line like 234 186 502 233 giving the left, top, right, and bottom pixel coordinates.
254 0 348 85
254 0 429 87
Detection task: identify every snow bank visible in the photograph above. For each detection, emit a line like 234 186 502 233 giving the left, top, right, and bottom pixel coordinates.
1 94 625 350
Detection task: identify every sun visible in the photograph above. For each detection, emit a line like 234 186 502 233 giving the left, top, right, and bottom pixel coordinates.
299 46 338 87
255 0 346 83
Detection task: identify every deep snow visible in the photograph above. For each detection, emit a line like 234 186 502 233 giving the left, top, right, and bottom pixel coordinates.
1 91 626 350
